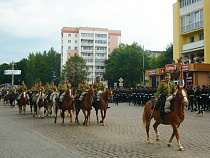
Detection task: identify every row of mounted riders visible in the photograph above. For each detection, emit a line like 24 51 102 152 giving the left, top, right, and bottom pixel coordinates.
0 87 113 126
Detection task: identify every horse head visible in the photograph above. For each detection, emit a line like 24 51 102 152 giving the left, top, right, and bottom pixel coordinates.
175 85 188 107
108 88 114 101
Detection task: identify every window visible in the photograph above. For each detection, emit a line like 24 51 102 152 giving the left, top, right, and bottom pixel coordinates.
81 33 94 37
190 36 194 43
108 42 110 45
95 40 107 44
95 34 107 38
200 33 204 40
75 34 77 37
68 46 71 50
75 40 77 43
68 40 71 43
181 9 203 33
108 48 110 52
68 53 71 56
74 47 77 50
108 36 110 39
68 34 71 37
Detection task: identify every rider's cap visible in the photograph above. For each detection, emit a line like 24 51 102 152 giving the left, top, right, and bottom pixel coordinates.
96 76 100 79
51 81 54 83
164 72 171 77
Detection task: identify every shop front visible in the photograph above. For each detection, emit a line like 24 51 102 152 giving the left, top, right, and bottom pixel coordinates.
146 63 210 87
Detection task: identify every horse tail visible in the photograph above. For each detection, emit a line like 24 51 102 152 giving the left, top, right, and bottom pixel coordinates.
142 107 147 128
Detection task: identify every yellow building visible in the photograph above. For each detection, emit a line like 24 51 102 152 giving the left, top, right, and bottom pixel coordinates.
173 0 210 64
145 0 210 88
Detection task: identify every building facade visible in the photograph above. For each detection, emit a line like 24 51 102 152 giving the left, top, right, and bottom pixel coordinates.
173 0 210 64
61 27 121 86
145 0 210 88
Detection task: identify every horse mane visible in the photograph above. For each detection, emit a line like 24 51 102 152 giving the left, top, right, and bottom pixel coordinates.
171 86 186 119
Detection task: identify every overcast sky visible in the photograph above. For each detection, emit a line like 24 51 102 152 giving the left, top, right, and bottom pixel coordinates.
0 0 177 65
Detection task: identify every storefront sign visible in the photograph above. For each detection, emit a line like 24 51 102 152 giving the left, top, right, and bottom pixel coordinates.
149 70 156 75
160 68 165 74
179 66 189 71
165 65 177 72
186 72 193 83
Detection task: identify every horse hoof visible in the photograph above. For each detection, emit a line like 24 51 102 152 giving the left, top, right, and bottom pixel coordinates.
61 123 65 125
42 117 44 119
102 123 105 126
168 144 173 147
33 115 35 117
148 141 153 144
156 139 160 142
179 147 184 151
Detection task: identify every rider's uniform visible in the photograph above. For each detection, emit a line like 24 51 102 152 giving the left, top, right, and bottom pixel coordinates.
93 81 105 101
78 82 90 101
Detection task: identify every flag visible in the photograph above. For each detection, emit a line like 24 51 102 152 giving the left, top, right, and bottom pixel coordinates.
179 65 185 87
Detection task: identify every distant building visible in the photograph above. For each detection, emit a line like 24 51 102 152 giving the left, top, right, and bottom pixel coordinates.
149 51 163 58
61 27 121 86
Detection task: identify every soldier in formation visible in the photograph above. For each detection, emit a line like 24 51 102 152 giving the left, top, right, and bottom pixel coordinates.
77 78 90 107
93 76 106 109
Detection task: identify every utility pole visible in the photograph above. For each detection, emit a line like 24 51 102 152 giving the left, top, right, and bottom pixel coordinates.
143 45 145 87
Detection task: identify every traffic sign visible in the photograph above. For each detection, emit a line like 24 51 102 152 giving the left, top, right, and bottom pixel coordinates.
4 70 21 75
119 78 123 82
119 82 123 87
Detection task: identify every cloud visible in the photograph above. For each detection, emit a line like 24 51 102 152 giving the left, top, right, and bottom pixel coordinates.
0 0 177 64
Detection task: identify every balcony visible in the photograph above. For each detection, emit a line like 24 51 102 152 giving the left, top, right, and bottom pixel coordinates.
182 40 204 52
180 0 203 16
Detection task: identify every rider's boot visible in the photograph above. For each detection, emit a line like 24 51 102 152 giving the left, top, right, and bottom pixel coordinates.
160 110 165 124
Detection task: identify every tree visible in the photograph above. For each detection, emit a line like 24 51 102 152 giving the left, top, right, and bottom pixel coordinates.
104 42 150 87
25 48 61 87
158 44 173 68
62 55 88 87
0 63 11 85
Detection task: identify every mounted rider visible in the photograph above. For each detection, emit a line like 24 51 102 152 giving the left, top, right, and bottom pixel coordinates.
49 81 57 105
155 72 177 123
93 76 106 109
77 78 90 107
57 78 68 105
9 85 16 99
17 81 30 104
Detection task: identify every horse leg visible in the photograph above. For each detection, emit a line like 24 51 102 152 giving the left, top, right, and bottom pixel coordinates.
87 109 91 126
96 109 99 123
69 109 72 125
171 123 184 151
100 109 105 126
41 106 44 119
61 110 65 125
75 109 80 124
82 109 87 126
24 105 26 115
153 121 160 142
54 106 58 123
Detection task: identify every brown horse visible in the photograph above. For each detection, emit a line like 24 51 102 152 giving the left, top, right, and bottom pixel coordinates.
78 87 95 126
96 88 113 126
142 85 188 151
54 87 74 125
17 91 28 115
37 91 45 118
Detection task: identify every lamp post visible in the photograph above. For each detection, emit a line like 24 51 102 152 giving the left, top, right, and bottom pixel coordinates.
142 45 145 87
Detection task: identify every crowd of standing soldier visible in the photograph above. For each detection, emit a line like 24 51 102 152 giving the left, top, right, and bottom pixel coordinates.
112 87 157 106
186 84 210 112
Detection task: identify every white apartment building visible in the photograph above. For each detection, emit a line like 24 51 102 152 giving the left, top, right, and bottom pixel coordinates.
61 27 121 87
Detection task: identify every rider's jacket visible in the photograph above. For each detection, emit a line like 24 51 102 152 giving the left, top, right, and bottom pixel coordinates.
93 81 105 93
78 83 90 93
155 80 177 99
